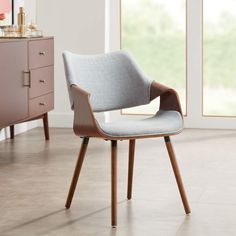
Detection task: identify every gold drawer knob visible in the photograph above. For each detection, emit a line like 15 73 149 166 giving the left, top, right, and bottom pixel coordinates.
39 79 45 83
39 51 46 56
39 102 45 106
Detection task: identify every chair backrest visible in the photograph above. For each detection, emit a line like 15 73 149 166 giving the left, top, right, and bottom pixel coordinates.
63 50 151 112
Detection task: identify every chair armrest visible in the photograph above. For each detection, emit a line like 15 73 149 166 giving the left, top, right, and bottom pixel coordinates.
71 85 101 137
150 81 183 115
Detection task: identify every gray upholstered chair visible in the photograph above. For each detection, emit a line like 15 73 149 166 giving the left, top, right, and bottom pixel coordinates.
63 50 190 227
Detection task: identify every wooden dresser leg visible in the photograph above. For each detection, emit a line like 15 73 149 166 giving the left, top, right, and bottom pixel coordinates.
10 125 14 139
43 113 49 140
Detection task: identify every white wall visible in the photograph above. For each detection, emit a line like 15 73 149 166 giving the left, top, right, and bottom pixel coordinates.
24 0 36 23
109 0 120 52
36 0 106 127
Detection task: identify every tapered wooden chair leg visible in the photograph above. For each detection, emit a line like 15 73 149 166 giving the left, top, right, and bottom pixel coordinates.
43 113 50 140
127 139 135 200
65 137 89 209
111 140 117 227
10 125 14 139
164 136 191 214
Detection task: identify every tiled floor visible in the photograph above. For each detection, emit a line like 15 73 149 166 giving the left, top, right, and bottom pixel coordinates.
1 128 236 236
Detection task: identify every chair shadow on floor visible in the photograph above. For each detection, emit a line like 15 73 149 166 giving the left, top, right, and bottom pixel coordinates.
2 200 128 235
1 209 65 235
39 200 128 235
2 199 191 236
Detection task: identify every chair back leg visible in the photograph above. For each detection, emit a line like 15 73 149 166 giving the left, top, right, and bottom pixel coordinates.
164 136 191 214
65 137 89 209
111 140 117 227
127 139 135 200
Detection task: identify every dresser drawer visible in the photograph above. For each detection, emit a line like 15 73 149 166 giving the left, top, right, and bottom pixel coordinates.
29 93 54 117
30 66 54 99
29 39 54 69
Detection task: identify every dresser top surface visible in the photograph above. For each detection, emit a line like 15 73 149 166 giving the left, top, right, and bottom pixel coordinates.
0 36 53 43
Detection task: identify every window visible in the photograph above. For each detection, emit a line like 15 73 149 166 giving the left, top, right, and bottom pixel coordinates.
121 0 186 115
203 0 236 116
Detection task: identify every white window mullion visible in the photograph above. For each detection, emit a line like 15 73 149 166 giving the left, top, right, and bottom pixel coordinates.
185 0 236 129
184 0 203 128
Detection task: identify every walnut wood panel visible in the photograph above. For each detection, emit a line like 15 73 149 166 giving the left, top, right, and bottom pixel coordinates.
29 39 54 69
30 66 54 99
29 93 54 118
0 41 28 128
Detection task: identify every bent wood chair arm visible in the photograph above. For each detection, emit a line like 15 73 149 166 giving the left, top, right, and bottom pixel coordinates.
71 85 102 137
150 81 183 115
71 81 182 139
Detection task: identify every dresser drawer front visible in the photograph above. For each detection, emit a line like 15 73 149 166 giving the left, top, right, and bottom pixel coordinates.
29 39 54 69
30 66 54 99
29 93 54 117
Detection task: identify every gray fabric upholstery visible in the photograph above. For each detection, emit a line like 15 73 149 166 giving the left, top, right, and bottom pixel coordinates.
99 110 183 137
63 50 151 112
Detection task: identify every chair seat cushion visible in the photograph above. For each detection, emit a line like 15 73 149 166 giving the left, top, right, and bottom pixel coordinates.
99 110 183 138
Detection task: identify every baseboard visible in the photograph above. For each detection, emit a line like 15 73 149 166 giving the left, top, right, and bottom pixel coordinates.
0 121 38 142
41 111 105 128
44 112 73 128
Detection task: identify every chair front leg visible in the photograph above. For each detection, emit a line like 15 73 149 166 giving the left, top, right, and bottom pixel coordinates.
127 139 135 200
111 140 117 227
164 136 191 214
65 137 89 209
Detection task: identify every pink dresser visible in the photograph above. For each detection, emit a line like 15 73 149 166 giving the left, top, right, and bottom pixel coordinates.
0 37 54 140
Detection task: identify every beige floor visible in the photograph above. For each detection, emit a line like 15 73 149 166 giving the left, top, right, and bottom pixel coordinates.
1 128 236 236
